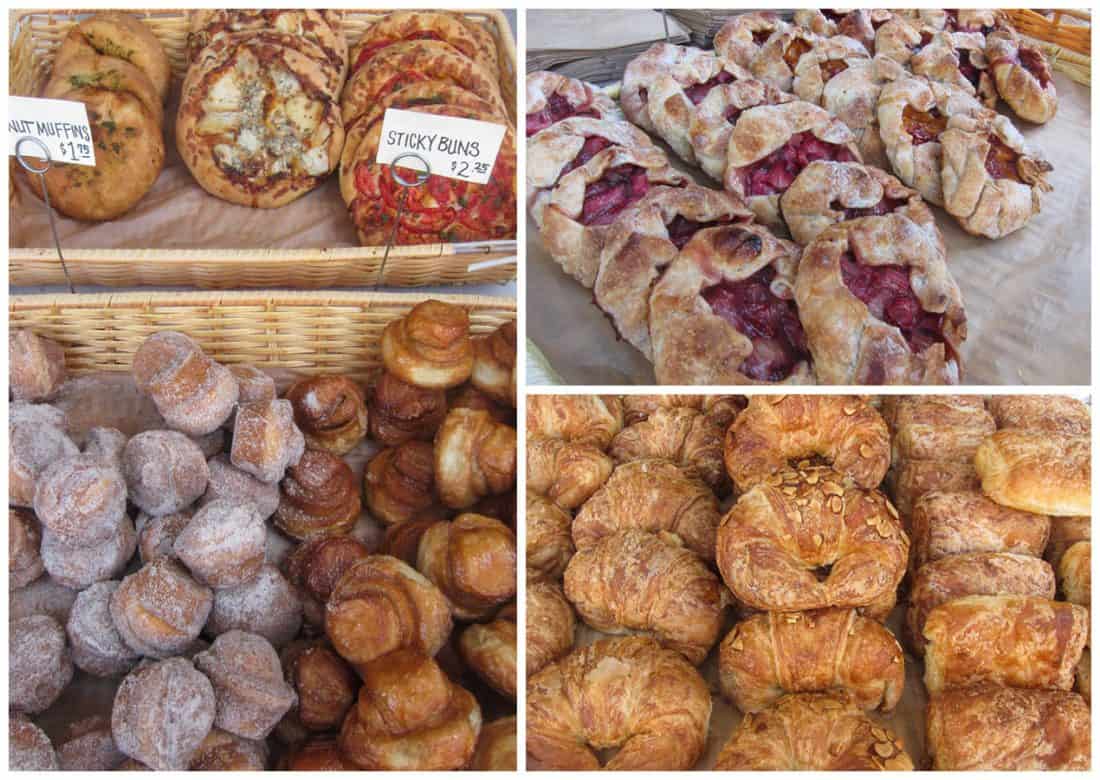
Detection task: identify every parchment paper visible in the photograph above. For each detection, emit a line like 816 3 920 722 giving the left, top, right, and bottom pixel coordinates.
525 11 1091 386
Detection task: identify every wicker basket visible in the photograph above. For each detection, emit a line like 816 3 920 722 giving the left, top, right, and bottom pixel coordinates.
9 290 516 382
8 9 519 289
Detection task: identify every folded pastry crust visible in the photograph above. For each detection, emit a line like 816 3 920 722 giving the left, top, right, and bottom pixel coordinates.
526 71 622 137
434 408 516 509
795 214 966 385
1058 540 1091 609
922 595 1088 694
816 56 907 168
573 459 720 561
791 35 870 105
526 395 623 449
877 75 987 205
526 437 612 512
986 31 1058 124
724 101 861 228
891 409 995 465
781 160 934 245
751 28 821 92
719 608 905 713
715 691 913 770
526 580 575 678
689 77 795 181
525 488 574 582
974 429 1091 516
724 395 890 492
417 513 516 620
910 489 1050 567
564 529 730 664
911 31 997 106
882 393 989 431
1046 515 1091 570
926 686 1090 770
940 111 1052 238
648 223 811 385
874 16 924 66
713 12 789 68
381 300 474 390
608 406 727 493
459 606 516 698
594 184 753 360
716 465 908 616
620 42 727 136
888 457 980 519
526 636 711 770
987 395 1091 436
906 552 1056 654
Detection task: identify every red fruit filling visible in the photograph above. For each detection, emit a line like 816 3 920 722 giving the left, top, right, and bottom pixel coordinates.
684 70 736 105
821 58 849 80
834 195 908 220
957 49 982 89
725 105 745 125
526 92 600 136
902 105 947 145
1019 47 1052 88
984 135 1021 181
840 253 945 353
664 216 729 249
741 131 856 197
580 165 649 226
822 10 847 22
561 136 613 176
784 38 814 70
702 263 810 382
753 28 773 45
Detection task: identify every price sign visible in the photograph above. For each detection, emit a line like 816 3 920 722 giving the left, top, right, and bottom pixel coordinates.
8 96 96 167
376 108 506 185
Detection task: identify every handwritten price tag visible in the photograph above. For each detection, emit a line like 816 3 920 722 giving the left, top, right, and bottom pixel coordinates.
9 96 96 167
376 108 506 185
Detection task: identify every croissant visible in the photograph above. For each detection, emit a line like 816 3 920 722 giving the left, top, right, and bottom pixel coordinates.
526 636 711 770
363 441 438 527
377 512 446 566
926 686 1091 770
526 437 612 510
525 395 623 449
280 737 357 770
1058 541 1091 608
716 466 908 617
910 489 1050 567
907 552 1056 655
888 458 980 520
339 649 481 770
284 535 372 630
470 716 516 770
881 394 988 428
564 529 728 664
986 395 1091 437
417 513 517 620
974 430 1090 516
324 555 452 665
572 459 720 561
1077 649 1091 703
725 396 890 493
273 450 360 540
284 375 368 455
525 489 574 582
458 604 516 698
609 407 728 494
448 384 514 424
714 691 914 770
526 580 575 678
1045 515 1091 570
434 409 516 509
470 321 517 406
719 609 905 713
620 395 707 424
380 300 474 390
368 371 447 446
923 595 1088 694
885 395 994 463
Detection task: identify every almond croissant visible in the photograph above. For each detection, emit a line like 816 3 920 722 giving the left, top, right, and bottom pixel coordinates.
719 608 905 713
609 406 727 494
417 514 517 620
563 529 729 665
434 408 516 509
572 459 720 561
526 580 575 678
525 489 574 582
525 395 623 449
526 636 711 770
526 437 613 510
716 466 908 617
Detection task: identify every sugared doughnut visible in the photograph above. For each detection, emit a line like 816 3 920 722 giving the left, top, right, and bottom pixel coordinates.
122 430 209 516
10 715 59 770
40 515 136 590
83 426 128 469
207 564 302 648
33 456 127 544
111 557 214 658
66 581 141 676
10 329 66 402
57 715 126 771
201 454 280 519
230 399 306 484
10 507 45 588
10 614 74 714
174 499 266 589
135 510 193 563
188 729 269 770
10 404 78 507
9 575 78 625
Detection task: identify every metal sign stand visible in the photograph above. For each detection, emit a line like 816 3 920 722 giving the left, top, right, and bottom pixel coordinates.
378 152 431 287
662 8 671 42
15 136 74 293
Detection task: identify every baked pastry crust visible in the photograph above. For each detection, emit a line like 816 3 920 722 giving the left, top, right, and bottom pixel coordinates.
910 489 1050 567
458 606 516 697
719 608 905 713
416 513 516 620
350 10 496 79
911 31 997 106
648 223 812 385
284 375 367 455
526 394 623 449
724 395 890 492
364 441 438 527
791 35 870 105
1058 540 1091 608
434 408 516 509
1045 515 1091 571
926 686 1090 770
716 465 908 617
689 77 795 181
889 457 980 519
526 579 575 678
724 100 861 228
381 300 473 389
986 30 1058 124
751 27 821 92
715 691 913 770
907 552 1056 654
817 56 907 168
781 160 934 245
44 52 164 128
55 12 171 102
923 595 1088 693
621 42 722 134
526 71 622 137
470 716 516 770
273 449 361 539
526 636 711 770
794 215 966 385
714 12 789 68
874 15 925 66
525 488 574 581
987 395 1091 436
889 397 995 464
471 321 516 405
594 184 754 360
368 371 447 444
609 406 727 493
940 110 1052 238
974 429 1090 516
526 437 612 511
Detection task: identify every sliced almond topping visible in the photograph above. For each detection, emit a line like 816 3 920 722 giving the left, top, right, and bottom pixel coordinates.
859 443 874 457
829 496 843 513
874 741 896 758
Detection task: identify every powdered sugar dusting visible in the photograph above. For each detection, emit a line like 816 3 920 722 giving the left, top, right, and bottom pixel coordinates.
207 565 302 648
66 581 140 677
10 614 74 714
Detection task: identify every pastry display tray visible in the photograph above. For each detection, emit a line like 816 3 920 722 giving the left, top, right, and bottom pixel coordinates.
525 11 1091 386
8 9 518 289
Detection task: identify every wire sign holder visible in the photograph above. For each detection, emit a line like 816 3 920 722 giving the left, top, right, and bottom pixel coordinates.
15 136 75 293
378 152 431 287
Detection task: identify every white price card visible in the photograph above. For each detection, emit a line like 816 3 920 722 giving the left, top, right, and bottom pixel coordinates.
9 96 96 167
375 108 506 185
